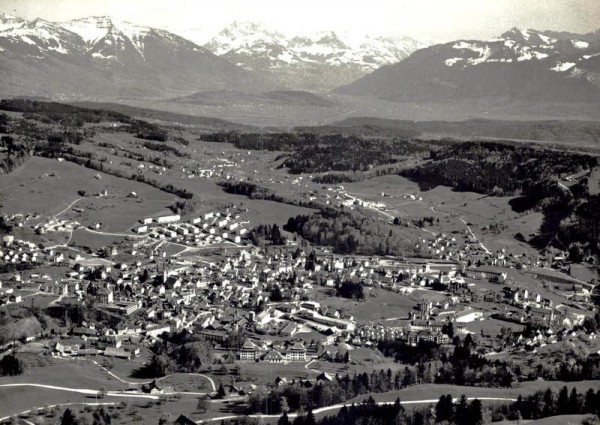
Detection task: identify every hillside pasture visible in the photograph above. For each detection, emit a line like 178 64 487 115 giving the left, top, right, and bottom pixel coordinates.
0 157 175 232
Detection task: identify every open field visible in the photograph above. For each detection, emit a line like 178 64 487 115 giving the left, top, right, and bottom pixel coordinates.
312 286 448 322
0 388 230 424
588 166 600 195
462 317 525 336
0 156 175 232
0 355 126 391
345 174 541 257
311 356 406 378
239 199 317 226
0 354 218 420
497 414 597 425
234 361 313 386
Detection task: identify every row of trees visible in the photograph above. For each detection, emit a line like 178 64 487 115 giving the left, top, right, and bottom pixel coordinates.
247 367 423 415
273 395 484 425
493 386 600 421
60 153 193 199
0 135 29 174
142 141 189 158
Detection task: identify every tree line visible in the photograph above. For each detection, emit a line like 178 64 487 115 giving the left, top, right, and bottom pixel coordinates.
492 385 600 421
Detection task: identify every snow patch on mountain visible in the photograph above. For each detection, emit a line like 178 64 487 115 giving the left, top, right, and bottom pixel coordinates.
552 62 576 72
572 40 589 49
445 57 463 66
62 17 111 44
91 52 116 60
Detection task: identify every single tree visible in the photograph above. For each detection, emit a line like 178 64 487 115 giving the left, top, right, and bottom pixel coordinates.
278 411 290 425
216 382 226 399
197 395 208 413
61 408 78 425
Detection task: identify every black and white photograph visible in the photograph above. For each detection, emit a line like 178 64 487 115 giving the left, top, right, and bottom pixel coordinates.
0 1 599 424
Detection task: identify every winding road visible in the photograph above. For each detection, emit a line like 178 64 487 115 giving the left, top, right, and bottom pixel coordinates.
0 358 519 425
90 359 217 392
195 396 518 424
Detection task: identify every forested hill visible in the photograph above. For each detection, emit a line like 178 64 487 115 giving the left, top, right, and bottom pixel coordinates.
401 141 600 260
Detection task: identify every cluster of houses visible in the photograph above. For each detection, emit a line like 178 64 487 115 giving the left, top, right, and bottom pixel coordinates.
0 205 596 375
0 236 57 270
134 211 247 247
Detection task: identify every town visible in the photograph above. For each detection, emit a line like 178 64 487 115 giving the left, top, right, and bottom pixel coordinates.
0 99 599 425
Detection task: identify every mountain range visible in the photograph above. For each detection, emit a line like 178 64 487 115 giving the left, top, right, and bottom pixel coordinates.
201 21 428 91
0 13 599 116
0 14 427 98
0 14 270 99
336 28 600 104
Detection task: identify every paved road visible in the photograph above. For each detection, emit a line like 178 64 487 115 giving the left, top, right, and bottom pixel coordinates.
89 359 217 392
0 382 158 399
0 371 518 424
195 396 518 424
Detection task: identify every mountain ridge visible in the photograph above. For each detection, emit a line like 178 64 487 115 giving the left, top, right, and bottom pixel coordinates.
201 20 430 91
335 27 600 104
0 15 273 99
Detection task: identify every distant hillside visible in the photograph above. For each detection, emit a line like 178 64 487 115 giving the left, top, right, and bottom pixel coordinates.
169 90 335 107
70 101 257 131
303 117 600 146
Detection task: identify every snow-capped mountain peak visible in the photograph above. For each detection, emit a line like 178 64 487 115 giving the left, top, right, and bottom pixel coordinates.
0 13 25 31
439 26 600 70
336 25 600 105
62 16 159 58
62 16 118 45
202 21 430 90
204 21 285 56
0 13 271 99
0 16 84 55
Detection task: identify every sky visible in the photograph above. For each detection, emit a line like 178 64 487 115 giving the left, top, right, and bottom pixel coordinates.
1 0 599 43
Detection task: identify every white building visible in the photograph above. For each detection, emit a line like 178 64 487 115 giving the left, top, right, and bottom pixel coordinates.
156 215 181 224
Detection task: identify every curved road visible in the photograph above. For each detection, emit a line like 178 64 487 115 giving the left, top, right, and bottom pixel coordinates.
195 396 518 424
0 379 516 425
88 359 216 392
